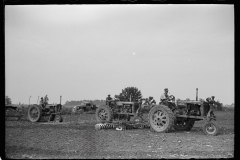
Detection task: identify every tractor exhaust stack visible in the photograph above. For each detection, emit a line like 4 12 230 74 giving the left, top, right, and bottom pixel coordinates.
37 96 39 104
60 96 62 105
196 88 198 101
29 96 31 106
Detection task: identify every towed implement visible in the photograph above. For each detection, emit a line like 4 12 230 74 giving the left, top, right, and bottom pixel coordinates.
72 101 97 114
5 105 23 120
95 89 220 135
28 96 63 122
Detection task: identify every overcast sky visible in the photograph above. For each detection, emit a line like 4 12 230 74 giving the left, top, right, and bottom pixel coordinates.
5 4 234 105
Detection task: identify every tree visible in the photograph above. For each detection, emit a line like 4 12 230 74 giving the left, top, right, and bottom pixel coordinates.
5 96 12 105
118 86 142 102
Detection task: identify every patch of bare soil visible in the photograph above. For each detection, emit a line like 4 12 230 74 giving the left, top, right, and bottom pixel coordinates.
5 111 234 159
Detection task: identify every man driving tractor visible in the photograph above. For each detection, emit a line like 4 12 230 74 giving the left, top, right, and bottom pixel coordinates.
160 88 176 110
43 95 49 108
106 94 113 106
160 88 169 104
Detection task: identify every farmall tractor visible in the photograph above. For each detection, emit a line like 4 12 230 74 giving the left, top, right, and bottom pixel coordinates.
28 96 63 122
95 89 219 135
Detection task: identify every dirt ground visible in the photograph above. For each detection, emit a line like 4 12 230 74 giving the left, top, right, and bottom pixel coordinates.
5 110 234 159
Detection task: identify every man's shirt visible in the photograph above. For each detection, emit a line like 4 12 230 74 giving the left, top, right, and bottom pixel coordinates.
44 96 49 103
106 97 112 101
149 99 156 104
160 93 168 101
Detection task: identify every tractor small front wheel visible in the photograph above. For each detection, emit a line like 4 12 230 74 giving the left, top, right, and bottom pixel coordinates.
132 116 143 123
49 114 56 121
55 115 63 122
202 121 219 136
132 116 144 128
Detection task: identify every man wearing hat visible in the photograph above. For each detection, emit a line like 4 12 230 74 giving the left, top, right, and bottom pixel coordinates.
149 96 156 105
106 94 112 106
203 96 216 117
211 96 215 102
160 88 169 104
160 88 176 110
39 97 44 106
43 95 49 108
209 96 215 108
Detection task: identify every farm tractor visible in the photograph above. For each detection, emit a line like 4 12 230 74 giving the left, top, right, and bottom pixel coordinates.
95 88 220 135
28 96 63 123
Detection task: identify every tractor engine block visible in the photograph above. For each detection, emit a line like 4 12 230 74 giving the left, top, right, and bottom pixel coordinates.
122 104 132 113
187 104 201 116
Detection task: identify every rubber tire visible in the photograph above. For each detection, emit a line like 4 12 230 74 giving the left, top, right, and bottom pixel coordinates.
173 118 195 131
95 105 113 122
132 116 144 128
202 121 219 136
49 114 56 121
148 105 175 133
55 115 63 122
28 105 42 122
132 116 143 123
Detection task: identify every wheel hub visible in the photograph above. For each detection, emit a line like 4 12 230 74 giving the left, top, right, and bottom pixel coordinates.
99 110 107 120
30 108 38 118
206 124 216 133
152 110 167 129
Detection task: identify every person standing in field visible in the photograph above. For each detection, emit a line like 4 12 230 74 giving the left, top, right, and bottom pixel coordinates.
106 94 112 106
203 96 216 117
39 97 44 106
209 96 215 109
44 95 49 107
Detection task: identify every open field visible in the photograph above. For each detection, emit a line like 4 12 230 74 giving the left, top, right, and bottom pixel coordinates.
5 110 234 159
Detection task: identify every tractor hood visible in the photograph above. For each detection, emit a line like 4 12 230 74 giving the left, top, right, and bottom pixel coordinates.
116 101 140 106
177 100 203 105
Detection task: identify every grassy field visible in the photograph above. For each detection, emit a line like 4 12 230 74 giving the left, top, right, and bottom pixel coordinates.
5 108 234 159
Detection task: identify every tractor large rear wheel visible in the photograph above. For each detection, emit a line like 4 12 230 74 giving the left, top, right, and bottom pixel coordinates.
28 105 42 122
95 105 113 122
173 118 195 131
148 105 175 133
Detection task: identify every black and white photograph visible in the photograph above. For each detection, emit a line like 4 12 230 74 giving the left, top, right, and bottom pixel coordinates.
5 4 234 159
